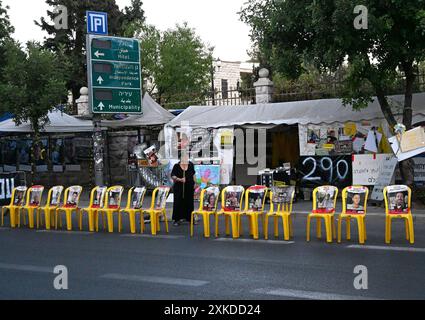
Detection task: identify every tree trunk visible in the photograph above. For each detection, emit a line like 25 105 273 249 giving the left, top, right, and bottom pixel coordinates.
399 62 416 187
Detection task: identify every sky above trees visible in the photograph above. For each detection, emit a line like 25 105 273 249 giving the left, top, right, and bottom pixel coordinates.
3 0 251 62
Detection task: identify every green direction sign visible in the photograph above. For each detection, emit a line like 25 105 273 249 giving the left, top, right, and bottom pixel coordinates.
92 88 142 113
88 35 142 114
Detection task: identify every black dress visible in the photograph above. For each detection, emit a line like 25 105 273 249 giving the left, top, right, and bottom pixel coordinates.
171 162 195 222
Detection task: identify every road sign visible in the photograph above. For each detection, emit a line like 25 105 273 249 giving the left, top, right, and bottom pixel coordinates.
87 11 108 35
87 35 143 114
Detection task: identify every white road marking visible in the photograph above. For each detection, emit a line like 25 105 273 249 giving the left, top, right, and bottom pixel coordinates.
0 262 52 273
36 230 94 235
348 245 425 253
100 273 209 287
214 238 294 245
121 234 184 239
252 288 379 300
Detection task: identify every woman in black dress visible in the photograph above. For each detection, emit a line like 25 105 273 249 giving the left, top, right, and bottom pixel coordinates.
171 154 196 226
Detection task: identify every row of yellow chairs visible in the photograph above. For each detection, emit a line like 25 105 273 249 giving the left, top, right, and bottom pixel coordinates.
191 185 415 245
1 185 171 235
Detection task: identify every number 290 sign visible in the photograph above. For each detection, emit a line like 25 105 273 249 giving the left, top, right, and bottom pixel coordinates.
298 156 352 188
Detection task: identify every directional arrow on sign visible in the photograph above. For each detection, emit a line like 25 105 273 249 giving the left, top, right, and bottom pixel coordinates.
98 102 105 111
97 76 104 85
94 50 105 58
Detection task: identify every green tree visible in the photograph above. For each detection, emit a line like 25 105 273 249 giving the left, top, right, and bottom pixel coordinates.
137 23 213 109
0 41 70 174
241 0 425 184
36 0 145 109
0 0 14 81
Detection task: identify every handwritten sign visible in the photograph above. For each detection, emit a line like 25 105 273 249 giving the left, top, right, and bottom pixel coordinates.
370 156 398 201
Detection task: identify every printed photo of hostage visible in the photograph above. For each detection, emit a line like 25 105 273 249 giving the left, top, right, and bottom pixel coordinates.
29 187 43 206
202 187 220 211
387 185 410 213
316 186 337 211
346 187 367 214
13 188 26 206
224 189 243 211
271 186 295 204
66 187 82 207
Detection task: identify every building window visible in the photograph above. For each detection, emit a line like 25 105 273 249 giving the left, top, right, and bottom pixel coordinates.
222 79 228 99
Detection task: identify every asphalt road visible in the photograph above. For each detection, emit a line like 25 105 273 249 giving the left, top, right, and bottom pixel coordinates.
0 211 425 300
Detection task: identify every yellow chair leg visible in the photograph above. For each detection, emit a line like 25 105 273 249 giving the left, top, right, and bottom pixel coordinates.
190 213 195 237
283 215 290 241
264 215 269 240
306 215 311 242
386 216 392 244
118 213 122 233
36 209 40 229
289 215 294 238
128 211 136 234
225 215 230 236
79 210 83 231
66 210 72 231
150 213 157 235
88 210 95 232
405 219 410 241
10 208 17 228
363 216 367 241
325 216 332 243
164 214 169 233
408 216 415 244
1 207 4 227
316 217 321 239
203 213 211 238
156 214 161 232
337 216 342 243
215 214 219 237
346 217 351 241
332 216 336 240
230 214 239 239
107 211 114 233
357 217 364 244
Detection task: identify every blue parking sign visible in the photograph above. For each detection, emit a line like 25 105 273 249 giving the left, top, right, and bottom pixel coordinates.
87 11 108 35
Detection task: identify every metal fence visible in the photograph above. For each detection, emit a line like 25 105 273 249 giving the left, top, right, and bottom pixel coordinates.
151 73 425 109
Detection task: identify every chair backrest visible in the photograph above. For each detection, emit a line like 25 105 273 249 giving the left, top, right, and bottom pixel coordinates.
384 185 411 215
11 186 27 207
343 186 369 215
244 185 268 212
312 186 339 213
152 186 171 210
64 186 83 208
221 186 245 212
47 186 64 207
199 186 220 212
26 185 44 207
90 186 108 209
128 187 147 210
105 186 124 209
270 185 295 213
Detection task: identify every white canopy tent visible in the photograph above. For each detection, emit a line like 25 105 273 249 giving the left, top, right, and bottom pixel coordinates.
166 92 425 128
0 109 95 133
102 93 175 129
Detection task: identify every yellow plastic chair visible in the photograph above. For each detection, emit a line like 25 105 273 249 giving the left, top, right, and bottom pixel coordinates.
338 186 369 244
80 186 107 232
191 186 220 238
142 186 171 236
1 186 27 228
97 186 124 233
120 187 147 234
37 186 64 230
215 186 245 239
265 186 295 241
384 185 414 244
239 185 268 240
18 185 44 229
306 186 339 243
55 186 83 231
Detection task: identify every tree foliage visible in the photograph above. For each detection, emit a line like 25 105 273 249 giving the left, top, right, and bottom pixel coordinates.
0 0 14 81
136 23 213 109
36 0 145 107
241 0 425 128
0 40 70 166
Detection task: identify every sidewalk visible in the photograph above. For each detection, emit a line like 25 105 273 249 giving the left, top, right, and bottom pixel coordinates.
76 190 425 219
